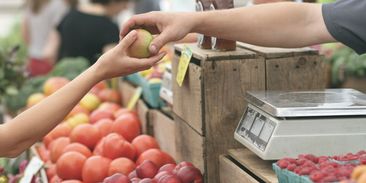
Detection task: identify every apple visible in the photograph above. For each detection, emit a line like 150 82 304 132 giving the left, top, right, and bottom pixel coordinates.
128 29 153 58
159 174 182 183
139 178 156 183
130 178 141 183
27 93 46 108
80 93 101 111
136 160 158 179
159 164 176 173
176 166 202 183
154 171 174 182
128 170 138 179
174 162 194 173
67 113 89 128
103 173 130 183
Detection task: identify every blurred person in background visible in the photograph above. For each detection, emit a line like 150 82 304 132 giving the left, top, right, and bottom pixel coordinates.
22 0 71 76
55 0 129 65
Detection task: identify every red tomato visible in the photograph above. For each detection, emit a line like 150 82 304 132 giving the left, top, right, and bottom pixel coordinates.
93 119 114 137
136 149 175 168
113 108 133 119
112 113 141 142
89 110 114 124
98 102 121 113
50 175 62 183
63 143 92 158
132 135 160 156
82 156 111 183
102 133 136 160
108 157 136 176
46 164 56 181
98 89 121 103
70 124 101 150
93 138 105 155
61 180 83 183
50 137 70 163
56 152 86 180
36 144 50 162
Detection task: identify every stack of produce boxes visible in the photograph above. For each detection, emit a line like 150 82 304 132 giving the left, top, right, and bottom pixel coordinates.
28 77 202 183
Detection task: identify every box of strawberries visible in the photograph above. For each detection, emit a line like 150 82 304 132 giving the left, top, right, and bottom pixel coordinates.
273 151 366 183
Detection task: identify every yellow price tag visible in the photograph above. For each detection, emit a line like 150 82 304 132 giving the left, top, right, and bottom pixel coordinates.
127 87 142 110
176 46 193 87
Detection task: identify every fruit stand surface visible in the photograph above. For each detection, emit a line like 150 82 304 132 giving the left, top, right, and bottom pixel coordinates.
228 148 278 183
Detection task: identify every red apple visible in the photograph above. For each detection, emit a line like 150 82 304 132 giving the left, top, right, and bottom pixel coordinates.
176 166 202 183
103 173 130 183
136 160 158 179
159 174 182 183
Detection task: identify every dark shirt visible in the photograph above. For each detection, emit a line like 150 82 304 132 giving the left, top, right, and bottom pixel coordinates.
57 9 119 64
322 0 366 54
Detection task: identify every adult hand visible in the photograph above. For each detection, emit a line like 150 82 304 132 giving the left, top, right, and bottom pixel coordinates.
121 11 196 55
93 30 166 81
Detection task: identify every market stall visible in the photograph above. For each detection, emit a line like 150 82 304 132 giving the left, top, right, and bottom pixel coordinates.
2 0 366 183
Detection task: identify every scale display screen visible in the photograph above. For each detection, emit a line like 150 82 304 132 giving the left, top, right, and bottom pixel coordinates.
236 107 276 151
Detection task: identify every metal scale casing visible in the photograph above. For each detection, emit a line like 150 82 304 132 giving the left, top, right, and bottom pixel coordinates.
234 89 366 160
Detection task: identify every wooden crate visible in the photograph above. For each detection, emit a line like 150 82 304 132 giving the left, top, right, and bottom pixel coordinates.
136 99 153 135
237 42 326 90
150 109 177 159
220 148 278 183
172 43 325 183
118 79 138 108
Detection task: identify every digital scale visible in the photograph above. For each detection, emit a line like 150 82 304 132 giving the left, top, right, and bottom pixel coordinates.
160 64 173 105
234 89 366 160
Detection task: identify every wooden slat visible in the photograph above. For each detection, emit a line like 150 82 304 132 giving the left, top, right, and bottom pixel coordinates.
174 114 205 173
172 61 204 135
220 155 260 183
136 100 151 135
174 43 257 61
118 79 137 108
151 110 177 159
237 42 318 59
266 55 326 90
228 149 278 183
203 58 266 183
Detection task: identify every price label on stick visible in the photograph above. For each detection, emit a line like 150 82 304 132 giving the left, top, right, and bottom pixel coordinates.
176 46 193 87
127 87 142 110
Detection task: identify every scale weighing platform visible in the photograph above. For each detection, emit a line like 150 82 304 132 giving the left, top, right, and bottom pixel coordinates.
234 89 366 160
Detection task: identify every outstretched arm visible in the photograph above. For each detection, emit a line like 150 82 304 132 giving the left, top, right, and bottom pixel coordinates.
0 30 166 157
121 2 334 55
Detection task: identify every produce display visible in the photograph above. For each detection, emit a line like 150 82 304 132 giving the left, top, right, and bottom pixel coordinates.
25 78 203 183
274 151 366 183
5 57 90 112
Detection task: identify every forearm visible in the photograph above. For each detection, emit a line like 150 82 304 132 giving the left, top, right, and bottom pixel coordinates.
192 2 334 48
0 65 102 156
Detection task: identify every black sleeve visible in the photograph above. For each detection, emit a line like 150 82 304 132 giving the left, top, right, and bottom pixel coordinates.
322 0 366 54
101 23 120 46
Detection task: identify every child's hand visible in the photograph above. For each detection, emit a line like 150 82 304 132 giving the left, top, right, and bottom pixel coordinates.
92 30 166 81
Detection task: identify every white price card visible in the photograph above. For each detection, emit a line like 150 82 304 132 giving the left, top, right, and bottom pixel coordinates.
20 157 44 183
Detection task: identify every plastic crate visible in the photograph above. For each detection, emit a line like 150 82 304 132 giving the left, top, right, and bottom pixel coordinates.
273 164 313 183
125 73 142 86
140 78 164 108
